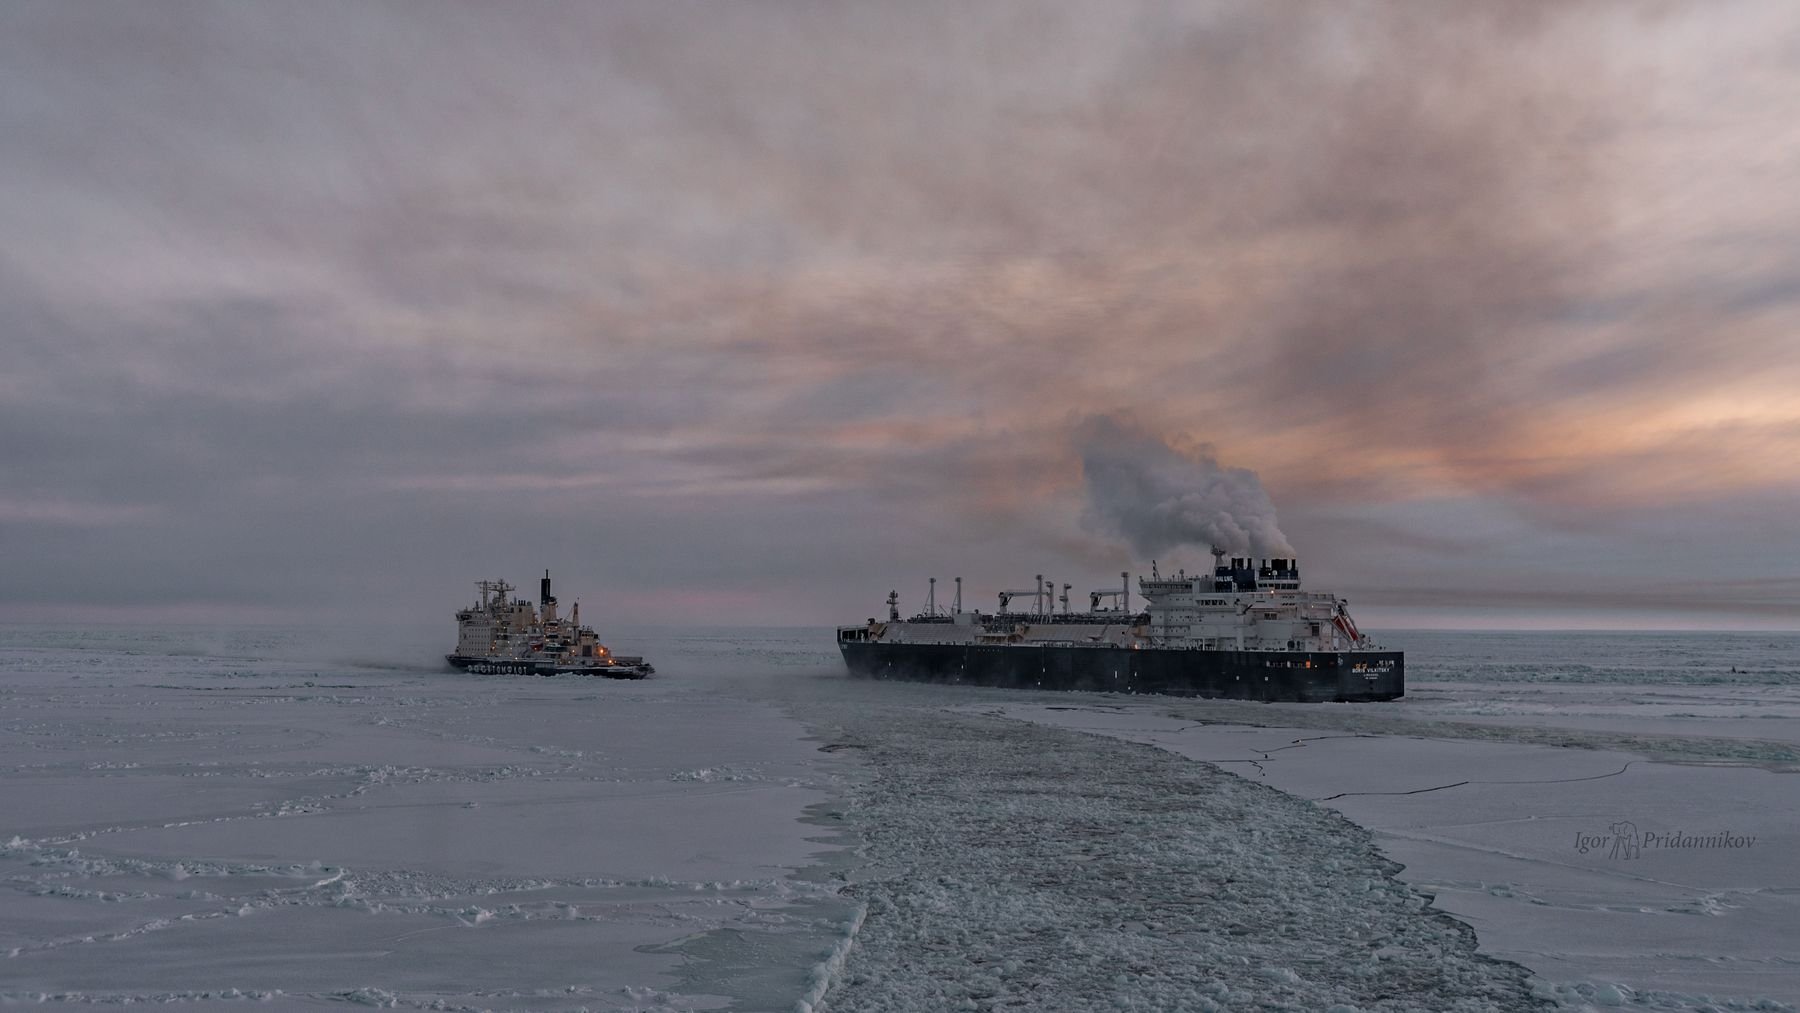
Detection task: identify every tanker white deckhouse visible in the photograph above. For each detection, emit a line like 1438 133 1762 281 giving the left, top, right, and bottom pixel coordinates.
837 548 1402 701
447 572 653 678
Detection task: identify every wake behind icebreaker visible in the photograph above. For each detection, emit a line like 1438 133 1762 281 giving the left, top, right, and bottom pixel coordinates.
447 571 653 678
837 549 1402 701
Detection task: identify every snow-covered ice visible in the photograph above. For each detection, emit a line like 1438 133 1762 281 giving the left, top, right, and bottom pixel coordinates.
802 703 1542 1012
0 625 860 1009
3 624 1796 1010
986 647 1800 1009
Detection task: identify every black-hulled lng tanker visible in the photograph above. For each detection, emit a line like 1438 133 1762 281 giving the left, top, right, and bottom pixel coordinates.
446 572 653 678
837 549 1401 701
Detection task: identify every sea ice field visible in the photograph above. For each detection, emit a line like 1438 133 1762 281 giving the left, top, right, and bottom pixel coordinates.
1 624 1795 1011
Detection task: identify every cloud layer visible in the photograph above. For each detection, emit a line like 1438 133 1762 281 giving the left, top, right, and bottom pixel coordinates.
2 1 1798 627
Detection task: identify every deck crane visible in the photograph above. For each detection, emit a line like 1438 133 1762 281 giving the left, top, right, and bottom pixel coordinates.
1088 572 1133 613
997 574 1048 613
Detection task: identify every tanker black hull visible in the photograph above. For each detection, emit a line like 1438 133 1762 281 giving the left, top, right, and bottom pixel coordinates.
839 642 1402 702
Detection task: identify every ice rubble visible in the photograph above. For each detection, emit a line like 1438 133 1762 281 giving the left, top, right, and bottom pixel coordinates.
808 706 1544 1012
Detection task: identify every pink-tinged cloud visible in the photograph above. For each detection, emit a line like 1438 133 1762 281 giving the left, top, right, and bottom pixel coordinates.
0 1 1797 626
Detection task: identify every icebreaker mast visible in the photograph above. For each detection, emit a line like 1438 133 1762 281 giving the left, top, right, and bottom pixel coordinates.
539 569 558 623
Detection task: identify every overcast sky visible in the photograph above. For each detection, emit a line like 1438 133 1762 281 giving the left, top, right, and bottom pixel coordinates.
3 1 1798 630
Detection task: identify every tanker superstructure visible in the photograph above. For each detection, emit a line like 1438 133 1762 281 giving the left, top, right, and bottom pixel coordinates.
447 571 653 678
837 549 1401 701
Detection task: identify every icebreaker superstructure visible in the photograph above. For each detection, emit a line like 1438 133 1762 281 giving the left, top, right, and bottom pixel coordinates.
447 572 652 678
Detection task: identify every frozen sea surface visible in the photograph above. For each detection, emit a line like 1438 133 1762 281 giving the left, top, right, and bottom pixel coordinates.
987 630 1800 1010
801 704 1540 1012
2 624 1796 1010
0 625 862 1010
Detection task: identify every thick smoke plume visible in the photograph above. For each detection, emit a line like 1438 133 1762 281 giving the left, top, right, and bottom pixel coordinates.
1075 414 1293 560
